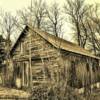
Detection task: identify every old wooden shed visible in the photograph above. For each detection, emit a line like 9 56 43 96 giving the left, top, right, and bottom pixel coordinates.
10 25 100 89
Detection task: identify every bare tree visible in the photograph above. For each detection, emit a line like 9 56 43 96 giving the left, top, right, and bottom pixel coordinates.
64 0 89 48
31 0 47 29
17 8 30 26
84 4 100 55
17 0 46 29
46 2 63 37
0 11 17 86
88 4 100 34
64 0 100 54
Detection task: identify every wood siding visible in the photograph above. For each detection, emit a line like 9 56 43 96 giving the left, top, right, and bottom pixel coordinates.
12 28 100 89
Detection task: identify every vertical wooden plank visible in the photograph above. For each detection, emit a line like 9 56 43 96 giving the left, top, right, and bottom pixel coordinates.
29 30 32 89
26 61 29 87
22 62 25 87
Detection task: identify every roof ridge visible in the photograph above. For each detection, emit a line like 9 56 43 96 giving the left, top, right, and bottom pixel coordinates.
29 25 100 59
11 25 100 60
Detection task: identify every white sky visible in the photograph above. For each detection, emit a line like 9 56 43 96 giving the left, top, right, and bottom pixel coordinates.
0 0 100 13
0 0 100 42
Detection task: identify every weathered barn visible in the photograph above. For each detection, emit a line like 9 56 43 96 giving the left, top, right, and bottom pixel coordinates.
10 25 100 89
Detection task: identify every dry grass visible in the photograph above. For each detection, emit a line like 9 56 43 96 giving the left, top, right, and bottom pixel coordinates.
0 86 30 99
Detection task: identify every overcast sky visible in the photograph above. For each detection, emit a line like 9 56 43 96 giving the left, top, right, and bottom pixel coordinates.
0 0 100 13
0 0 100 42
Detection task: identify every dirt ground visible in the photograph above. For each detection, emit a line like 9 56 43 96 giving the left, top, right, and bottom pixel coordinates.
0 86 31 99
0 86 100 100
